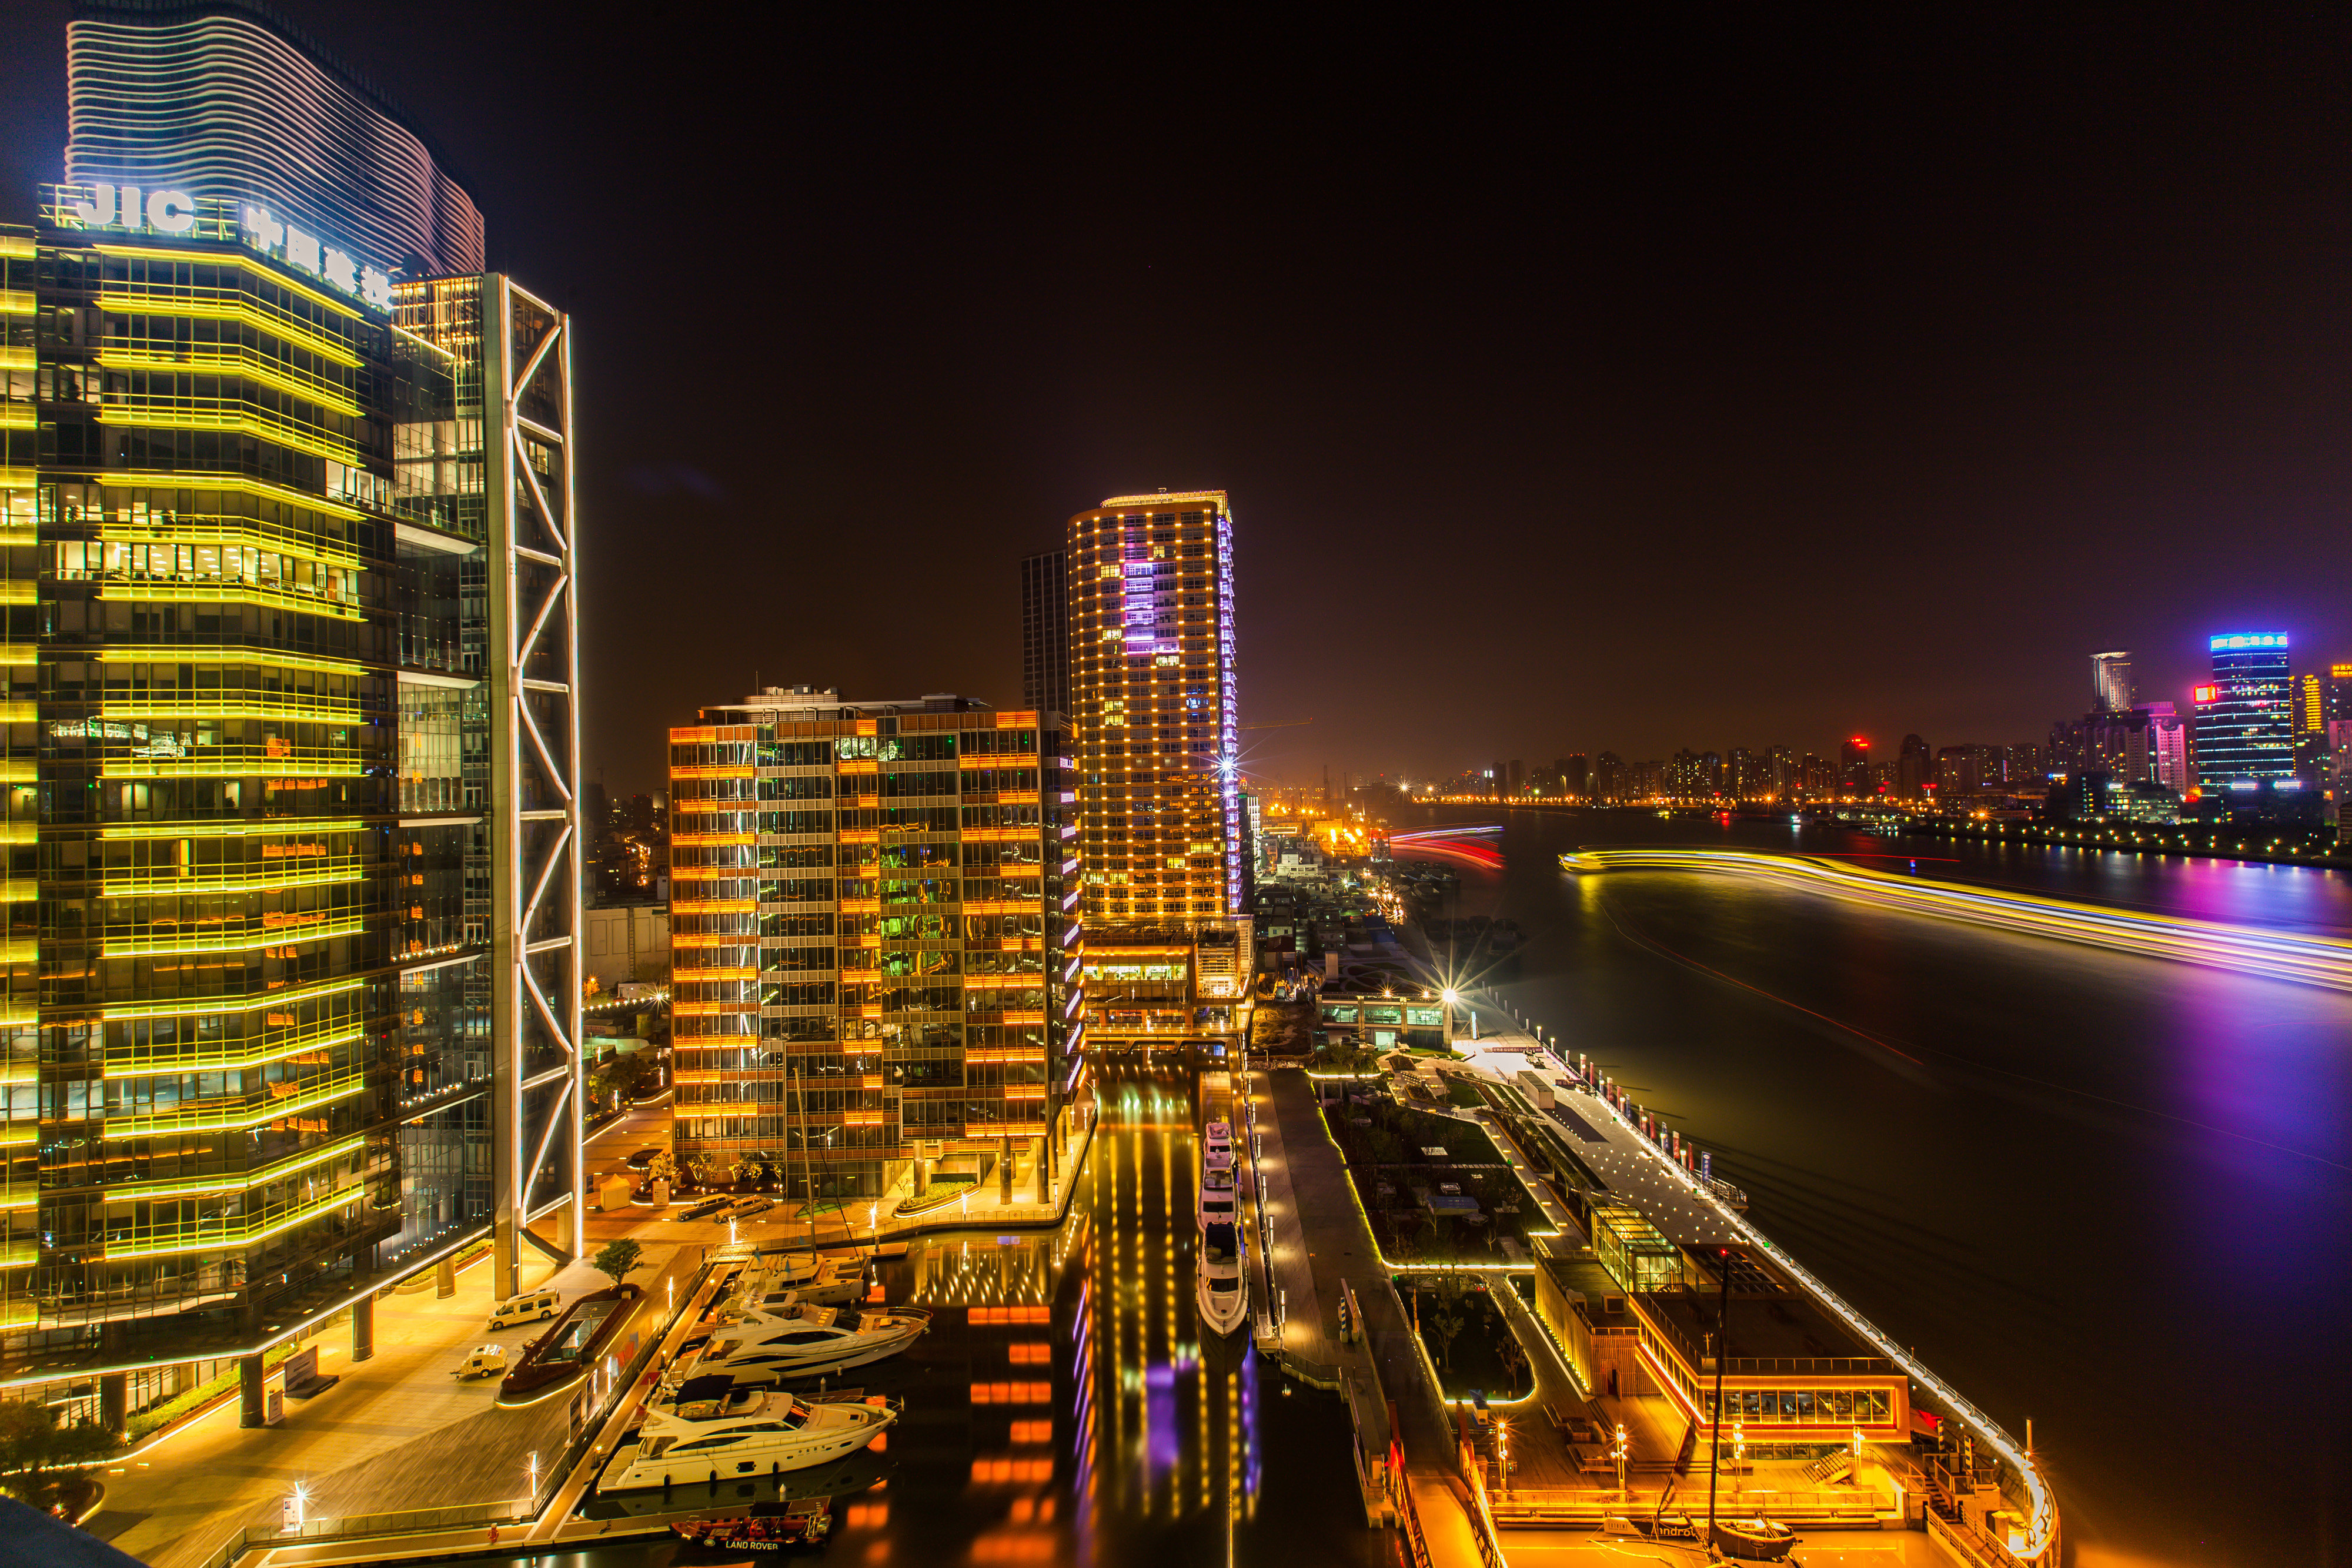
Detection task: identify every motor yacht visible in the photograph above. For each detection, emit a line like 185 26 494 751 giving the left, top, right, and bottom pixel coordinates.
1198 1162 1238 1232
740 1251 868 1308
685 1297 929 1385
1196 1219 1248 1336
600 1378 898 1491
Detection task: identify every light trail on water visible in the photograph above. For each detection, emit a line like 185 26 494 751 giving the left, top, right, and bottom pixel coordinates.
1565 848 2352 992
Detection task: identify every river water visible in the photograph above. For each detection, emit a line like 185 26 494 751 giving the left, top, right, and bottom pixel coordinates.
1400 805 2352 1568
452 1068 1375 1568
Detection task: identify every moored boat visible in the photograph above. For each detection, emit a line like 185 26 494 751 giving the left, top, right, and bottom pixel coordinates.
601 1378 898 1492
668 1496 834 1550
681 1298 929 1386
1196 1219 1247 1336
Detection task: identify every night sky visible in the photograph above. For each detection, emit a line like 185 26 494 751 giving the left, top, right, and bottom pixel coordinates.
4 5 2348 792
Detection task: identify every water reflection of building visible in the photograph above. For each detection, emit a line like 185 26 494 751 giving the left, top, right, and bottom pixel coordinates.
1082 1071 1257 1550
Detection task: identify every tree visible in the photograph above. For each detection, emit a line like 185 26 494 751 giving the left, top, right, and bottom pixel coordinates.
590 1051 659 1108
729 1157 766 1189
1423 1277 1472 1372
645 1151 678 1186
681 1151 716 1190
0 1400 120 1510
590 1238 645 1292
1493 1319 1529 1393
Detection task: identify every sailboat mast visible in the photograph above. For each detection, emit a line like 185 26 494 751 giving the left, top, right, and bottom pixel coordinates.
1708 1245 1732 1535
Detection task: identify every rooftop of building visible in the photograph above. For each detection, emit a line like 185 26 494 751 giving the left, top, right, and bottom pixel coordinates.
1635 1251 1892 1373
1093 489 1229 510
705 687 991 716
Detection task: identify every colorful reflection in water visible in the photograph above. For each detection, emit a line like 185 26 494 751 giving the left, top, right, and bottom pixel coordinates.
813 1067 1364 1568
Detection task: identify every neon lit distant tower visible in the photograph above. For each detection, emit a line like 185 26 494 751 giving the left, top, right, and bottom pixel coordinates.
2194 634 2294 789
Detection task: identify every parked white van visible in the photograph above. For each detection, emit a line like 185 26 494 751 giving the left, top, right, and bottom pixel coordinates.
489 1288 562 1329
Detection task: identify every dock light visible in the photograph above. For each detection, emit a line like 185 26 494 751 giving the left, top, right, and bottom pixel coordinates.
1612 1423 1629 1493
729 1218 737 1247
667 1276 674 1310
1441 988 1458 1007
288 1480 308 1532
528 1450 539 1496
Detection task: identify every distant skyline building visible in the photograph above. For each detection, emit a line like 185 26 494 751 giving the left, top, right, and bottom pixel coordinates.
1019 550 1068 718
11 1 585 1435
2194 634 2295 790
1840 736 1869 795
1896 734 1931 799
1935 744 2007 798
2091 651 2133 714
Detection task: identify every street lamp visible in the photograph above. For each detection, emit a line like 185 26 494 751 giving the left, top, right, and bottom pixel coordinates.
527 1450 539 1500
869 1202 880 1258
286 1480 308 1534
1612 1423 1628 1495
1495 1420 1511 1497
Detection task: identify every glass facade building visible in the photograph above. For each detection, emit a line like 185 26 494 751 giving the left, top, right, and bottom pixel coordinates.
1 4 582 1430
2195 634 2294 790
666 691 1081 1205
1018 550 1067 720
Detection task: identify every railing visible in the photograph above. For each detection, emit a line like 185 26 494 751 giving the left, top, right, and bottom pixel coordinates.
1929 1509 2036 1568
1484 1485 1890 1520
1387 1462 1434 1568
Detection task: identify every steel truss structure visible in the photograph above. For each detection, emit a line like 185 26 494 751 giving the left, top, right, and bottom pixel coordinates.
482 276 584 1296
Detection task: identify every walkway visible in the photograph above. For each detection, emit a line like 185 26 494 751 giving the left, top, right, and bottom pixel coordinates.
1255 1066 1500 1566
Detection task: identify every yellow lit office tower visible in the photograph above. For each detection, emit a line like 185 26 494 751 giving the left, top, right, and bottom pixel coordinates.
667 691 1083 1206
1064 493 1251 1059
0 4 585 1435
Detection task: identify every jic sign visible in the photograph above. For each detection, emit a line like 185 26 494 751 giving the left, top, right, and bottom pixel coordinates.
55 180 393 312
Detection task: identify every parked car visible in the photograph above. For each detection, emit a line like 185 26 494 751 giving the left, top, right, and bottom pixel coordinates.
489 1289 562 1329
720 1197 773 1222
681 1196 732 1221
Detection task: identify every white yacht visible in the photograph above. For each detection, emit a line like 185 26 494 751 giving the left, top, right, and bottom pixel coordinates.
1204 1119 1233 1151
1197 1219 1248 1336
741 1251 868 1308
1198 1161 1238 1232
600 1379 899 1491
685 1298 929 1385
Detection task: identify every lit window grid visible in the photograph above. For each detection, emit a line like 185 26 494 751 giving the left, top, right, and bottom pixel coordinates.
665 711 1078 1191
1063 497 1238 922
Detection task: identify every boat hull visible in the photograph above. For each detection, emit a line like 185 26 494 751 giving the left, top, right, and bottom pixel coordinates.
600 1410 895 1493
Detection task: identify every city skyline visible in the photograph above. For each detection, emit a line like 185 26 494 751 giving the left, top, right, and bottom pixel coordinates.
8 4 2347 793
1 8 2346 1568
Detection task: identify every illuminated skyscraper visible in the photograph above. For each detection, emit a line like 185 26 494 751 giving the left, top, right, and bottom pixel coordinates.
1840 737 1869 795
2091 651 2132 714
1063 493 1250 1056
2194 634 2294 789
4 3 583 1431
